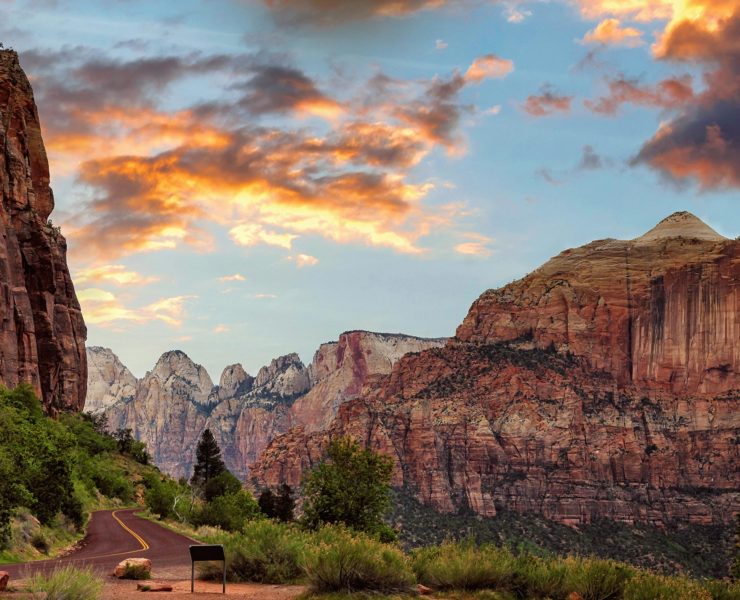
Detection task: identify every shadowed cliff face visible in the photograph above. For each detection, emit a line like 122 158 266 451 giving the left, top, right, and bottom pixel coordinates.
0 50 87 412
251 213 739 527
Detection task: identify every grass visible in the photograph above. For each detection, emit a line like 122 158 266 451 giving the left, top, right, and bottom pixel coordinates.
119 563 151 580
27 565 103 600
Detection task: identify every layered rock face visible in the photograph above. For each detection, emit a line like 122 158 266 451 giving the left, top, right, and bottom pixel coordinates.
0 50 86 412
87 331 444 479
252 213 739 526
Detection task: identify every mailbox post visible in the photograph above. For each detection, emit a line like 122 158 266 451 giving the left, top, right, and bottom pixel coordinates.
189 544 226 594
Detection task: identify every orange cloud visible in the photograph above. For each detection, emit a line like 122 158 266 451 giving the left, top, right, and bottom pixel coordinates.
287 254 319 267
522 86 573 117
582 18 644 46
75 264 158 286
454 233 493 257
585 75 694 114
218 274 247 282
78 288 194 327
464 55 514 83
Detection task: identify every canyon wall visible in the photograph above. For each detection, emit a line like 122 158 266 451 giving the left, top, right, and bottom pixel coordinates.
0 50 86 412
251 213 739 526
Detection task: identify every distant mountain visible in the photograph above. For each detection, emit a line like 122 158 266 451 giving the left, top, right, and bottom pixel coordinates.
252 212 739 528
86 331 446 480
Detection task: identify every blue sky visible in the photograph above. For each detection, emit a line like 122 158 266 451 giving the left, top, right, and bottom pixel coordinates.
1 0 737 378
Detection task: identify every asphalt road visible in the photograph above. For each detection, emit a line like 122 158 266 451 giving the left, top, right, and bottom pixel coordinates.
0 509 197 578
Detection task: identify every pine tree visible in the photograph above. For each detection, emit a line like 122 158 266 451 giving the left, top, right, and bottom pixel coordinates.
190 429 226 489
258 488 276 518
274 483 295 522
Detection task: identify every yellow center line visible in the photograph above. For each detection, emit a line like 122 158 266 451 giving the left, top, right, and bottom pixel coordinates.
111 510 150 551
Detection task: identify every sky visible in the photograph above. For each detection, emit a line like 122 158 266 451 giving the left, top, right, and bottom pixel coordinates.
1 0 738 380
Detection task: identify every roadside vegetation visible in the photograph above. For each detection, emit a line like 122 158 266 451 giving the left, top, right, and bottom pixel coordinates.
0 384 155 562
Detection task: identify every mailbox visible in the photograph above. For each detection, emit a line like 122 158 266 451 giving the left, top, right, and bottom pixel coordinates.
189 544 226 594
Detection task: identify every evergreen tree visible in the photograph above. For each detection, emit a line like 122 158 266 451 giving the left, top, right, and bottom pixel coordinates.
190 428 226 489
274 483 295 522
258 488 276 518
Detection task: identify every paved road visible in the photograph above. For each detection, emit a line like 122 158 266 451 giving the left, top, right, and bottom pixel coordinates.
0 509 196 578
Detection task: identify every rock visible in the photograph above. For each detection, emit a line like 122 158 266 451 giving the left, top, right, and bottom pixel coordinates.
417 584 433 595
89 333 445 480
0 50 87 413
567 593 584 600
114 557 152 578
0 571 9 591
137 583 172 592
251 212 739 527
84 347 137 414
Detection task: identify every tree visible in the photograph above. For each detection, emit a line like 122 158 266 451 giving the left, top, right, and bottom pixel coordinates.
190 429 226 489
274 483 295 522
258 488 276 517
204 470 242 502
301 437 393 534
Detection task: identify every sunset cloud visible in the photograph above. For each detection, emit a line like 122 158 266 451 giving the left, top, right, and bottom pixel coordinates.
75 265 158 286
585 75 694 115
218 274 247 282
581 18 644 46
286 254 319 267
261 0 452 25
78 289 194 327
454 232 493 257
522 86 573 117
464 54 514 83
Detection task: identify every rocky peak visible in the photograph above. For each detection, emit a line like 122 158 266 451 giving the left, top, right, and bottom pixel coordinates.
148 350 214 406
634 211 727 244
252 353 310 400
217 363 253 399
84 347 137 414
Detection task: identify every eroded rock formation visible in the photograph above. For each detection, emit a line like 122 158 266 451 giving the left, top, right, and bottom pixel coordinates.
87 331 444 479
251 213 739 526
0 50 86 412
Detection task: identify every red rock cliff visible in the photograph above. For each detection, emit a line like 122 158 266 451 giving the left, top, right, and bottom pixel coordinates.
251 213 739 526
0 50 87 412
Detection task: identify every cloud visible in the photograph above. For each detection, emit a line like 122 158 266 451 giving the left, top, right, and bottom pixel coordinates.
253 293 278 299
234 64 344 118
230 224 298 249
454 232 493 257
75 265 158 286
464 54 514 83
574 1 740 188
577 145 605 170
261 0 454 26
287 254 319 267
78 289 194 327
435 39 448 50
535 167 563 185
522 85 573 116
585 74 694 115
213 324 230 333
581 18 644 46
218 274 247 282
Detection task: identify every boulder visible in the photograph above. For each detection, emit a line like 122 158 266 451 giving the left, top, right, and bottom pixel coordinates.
114 557 152 578
0 571 10 592
137 582 173 592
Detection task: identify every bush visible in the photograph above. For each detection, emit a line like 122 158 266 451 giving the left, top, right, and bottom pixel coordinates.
192 490 260 532
144 475 190 520
302 437 393 534
28 565 103 600
564 557 634 600
199 520 307 583
623 572 711 599
204 471 242 502
411 541 517 591
303 525 415 593
119 563 152 580
703 579 740 600
30 531 49 554
510 554 569 599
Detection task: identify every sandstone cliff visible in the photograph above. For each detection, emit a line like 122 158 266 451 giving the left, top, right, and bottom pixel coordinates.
0 50 86 412
87 331 444 479
251 213 739 526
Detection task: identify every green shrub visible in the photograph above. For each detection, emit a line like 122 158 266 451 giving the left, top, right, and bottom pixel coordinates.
119 563 151 580
199 520 307 583
28 565 103 600
510 554 568 599
192 490 260 532
303 525 415 593
144 475 190 520
204 471 242 502
91 462 133 502
564 557 634 600
703 579 740 600
623 572 711 599
30 531 49 554
411 541 517 591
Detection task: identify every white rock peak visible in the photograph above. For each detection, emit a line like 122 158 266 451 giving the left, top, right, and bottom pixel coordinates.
635 211 727 244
